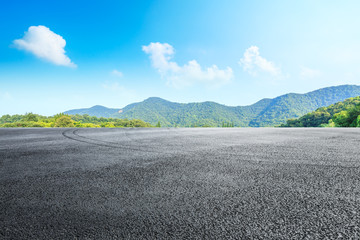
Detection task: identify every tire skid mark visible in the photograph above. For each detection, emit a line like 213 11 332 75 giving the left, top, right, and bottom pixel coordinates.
62 129 114 148
73 129 134 148
124 128 186 148
62 129 165 154
79 128 191 152
123 128 145 145
124 128 171 144
62 129 359 168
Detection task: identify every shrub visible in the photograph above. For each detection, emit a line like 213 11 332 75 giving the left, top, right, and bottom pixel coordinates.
23 113 39 122
54 116 75 127
356 115 360 127
30 122 45 127
81 123 100 128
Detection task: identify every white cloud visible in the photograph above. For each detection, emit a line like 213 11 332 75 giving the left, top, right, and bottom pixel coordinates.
142 42 233 88
300 66 321 79
239 46 281 76
111 69 123 78
13 25 76 67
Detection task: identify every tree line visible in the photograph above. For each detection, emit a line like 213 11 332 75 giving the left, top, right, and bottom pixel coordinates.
0 113 240 128
0 113 153 128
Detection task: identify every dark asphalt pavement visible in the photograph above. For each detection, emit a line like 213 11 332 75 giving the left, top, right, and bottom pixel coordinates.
1 128 360 239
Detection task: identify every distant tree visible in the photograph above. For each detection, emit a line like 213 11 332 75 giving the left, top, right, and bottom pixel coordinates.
156 121 161 128
24 113 38 122
333 111 351 127
54 116 75 127
356 115 360 127
53 113 67 120
322 119 336 128
0 114 11 123
347 105 360 127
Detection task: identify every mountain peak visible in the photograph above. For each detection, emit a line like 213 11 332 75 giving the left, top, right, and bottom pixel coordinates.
144 97 167 102
90 105 107 109
64 105 119 118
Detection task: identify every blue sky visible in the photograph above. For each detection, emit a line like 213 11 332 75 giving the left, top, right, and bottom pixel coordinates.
1 0 360 115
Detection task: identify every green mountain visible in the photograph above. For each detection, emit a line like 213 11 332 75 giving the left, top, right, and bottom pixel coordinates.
113 97 271 127
281 96 360 127
64 85 360 127
248 85 360 126
64 105 121 118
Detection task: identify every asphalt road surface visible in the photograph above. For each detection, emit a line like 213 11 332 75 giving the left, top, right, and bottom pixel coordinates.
1 128 360 239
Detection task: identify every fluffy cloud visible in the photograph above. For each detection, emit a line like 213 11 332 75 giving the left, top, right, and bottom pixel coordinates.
142 42 233 88
300 66 321 79
111 69 123 78
13 25 76 67
239 46 280 76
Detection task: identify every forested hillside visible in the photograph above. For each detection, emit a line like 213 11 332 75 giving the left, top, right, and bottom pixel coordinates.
64 85 360 127
281 96 360 127
114 85 360 127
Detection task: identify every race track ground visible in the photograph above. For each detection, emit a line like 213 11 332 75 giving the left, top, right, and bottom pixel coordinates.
1 128 360 239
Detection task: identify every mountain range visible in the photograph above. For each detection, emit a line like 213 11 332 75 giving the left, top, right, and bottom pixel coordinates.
64 85 360 127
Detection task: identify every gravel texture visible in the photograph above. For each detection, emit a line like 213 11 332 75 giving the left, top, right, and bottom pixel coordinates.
1 128 360 239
